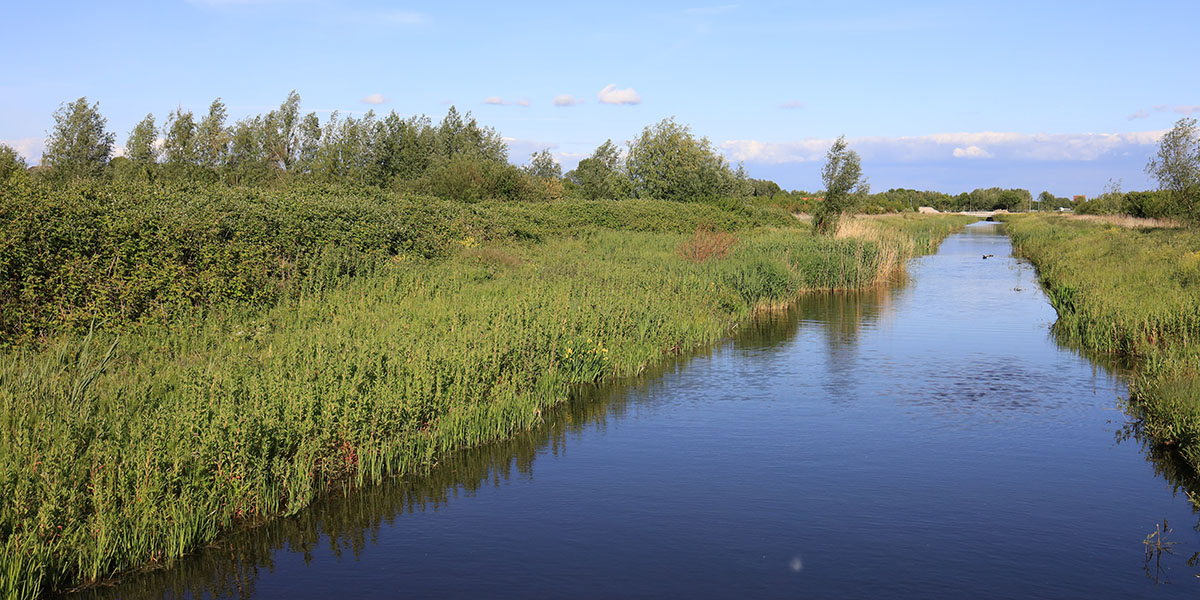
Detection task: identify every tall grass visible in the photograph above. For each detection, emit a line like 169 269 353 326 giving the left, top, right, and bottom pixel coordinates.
1001 214 1200 494
0 208 970 597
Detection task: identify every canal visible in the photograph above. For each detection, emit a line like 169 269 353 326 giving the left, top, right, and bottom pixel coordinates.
87 222 1200 598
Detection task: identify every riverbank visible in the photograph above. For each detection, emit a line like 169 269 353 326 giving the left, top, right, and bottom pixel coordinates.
1002 214 1200 502
0 189 971 597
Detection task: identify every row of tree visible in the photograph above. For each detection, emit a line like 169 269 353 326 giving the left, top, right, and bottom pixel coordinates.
4 92 759 204
40 93 513 189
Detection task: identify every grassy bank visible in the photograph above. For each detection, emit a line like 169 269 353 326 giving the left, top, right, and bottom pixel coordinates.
1002 214 1200 499
0 192 970 596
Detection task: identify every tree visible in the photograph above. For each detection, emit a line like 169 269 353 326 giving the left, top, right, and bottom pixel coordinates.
524 148 561 179
225 116 273 185
41 97 115 180
117 113 160 181
813 135 867 234
126 114 159 164
264 90 302 170
196 99 230 169
566 139 629 200
163 107 199 167
625 118 739 202
435 106 507 163
1146 117 1200 222
1037 191 1055 212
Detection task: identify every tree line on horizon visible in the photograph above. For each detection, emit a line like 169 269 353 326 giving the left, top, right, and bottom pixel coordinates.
3 92 1194 222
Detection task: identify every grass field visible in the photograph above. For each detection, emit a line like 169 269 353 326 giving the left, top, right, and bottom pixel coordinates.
0 189 971 597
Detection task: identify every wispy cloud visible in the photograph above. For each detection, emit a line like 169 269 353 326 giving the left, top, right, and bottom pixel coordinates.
952 145 993 159
779 100 804 110
1131 104 1199 118
516 99 531 107
597 84 642 106
362 93 387 105
722 130 1167 165
553 94 584 107
484 96 505 105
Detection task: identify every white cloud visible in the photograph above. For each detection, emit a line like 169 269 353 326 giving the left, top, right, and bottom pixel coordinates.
362 93 387 105
1 137 44 164
779 100 804 110
597 84 642 106
1175 105 1200 115
722 130 1167 165
952 145 993 159
516 99 531 107
720 139 828 164
484 96 505 105
553 94 584 107
1128 110 1149 120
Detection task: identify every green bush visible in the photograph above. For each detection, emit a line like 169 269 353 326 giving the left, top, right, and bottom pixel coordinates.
1121 191 1173 219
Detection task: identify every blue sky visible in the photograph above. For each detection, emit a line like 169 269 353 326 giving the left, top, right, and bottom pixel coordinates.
2 0 1196 196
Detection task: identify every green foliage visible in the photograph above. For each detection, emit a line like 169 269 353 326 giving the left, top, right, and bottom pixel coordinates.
1122 191 1172 219
41 97 115 181
196 99 230 169
126 114 159 164
813 136 867 234
625 118 741 202
162 107 200 178
1146 117 1200 223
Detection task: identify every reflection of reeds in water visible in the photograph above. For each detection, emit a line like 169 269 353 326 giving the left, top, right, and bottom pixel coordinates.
75 350 692 600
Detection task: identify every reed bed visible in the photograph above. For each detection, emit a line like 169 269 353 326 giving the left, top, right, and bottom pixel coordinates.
1002 214 1200 490
0 206 970 597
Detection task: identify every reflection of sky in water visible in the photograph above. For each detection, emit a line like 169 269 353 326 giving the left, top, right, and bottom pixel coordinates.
84 223 1200 600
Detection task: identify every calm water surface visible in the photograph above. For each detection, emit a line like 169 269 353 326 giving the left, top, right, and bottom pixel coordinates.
87 223 1200 598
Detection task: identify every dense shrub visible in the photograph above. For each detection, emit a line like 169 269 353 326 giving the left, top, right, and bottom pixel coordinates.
1121 191 1173 219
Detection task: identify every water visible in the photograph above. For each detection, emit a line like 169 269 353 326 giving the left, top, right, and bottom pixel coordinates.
85 223 1200 598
